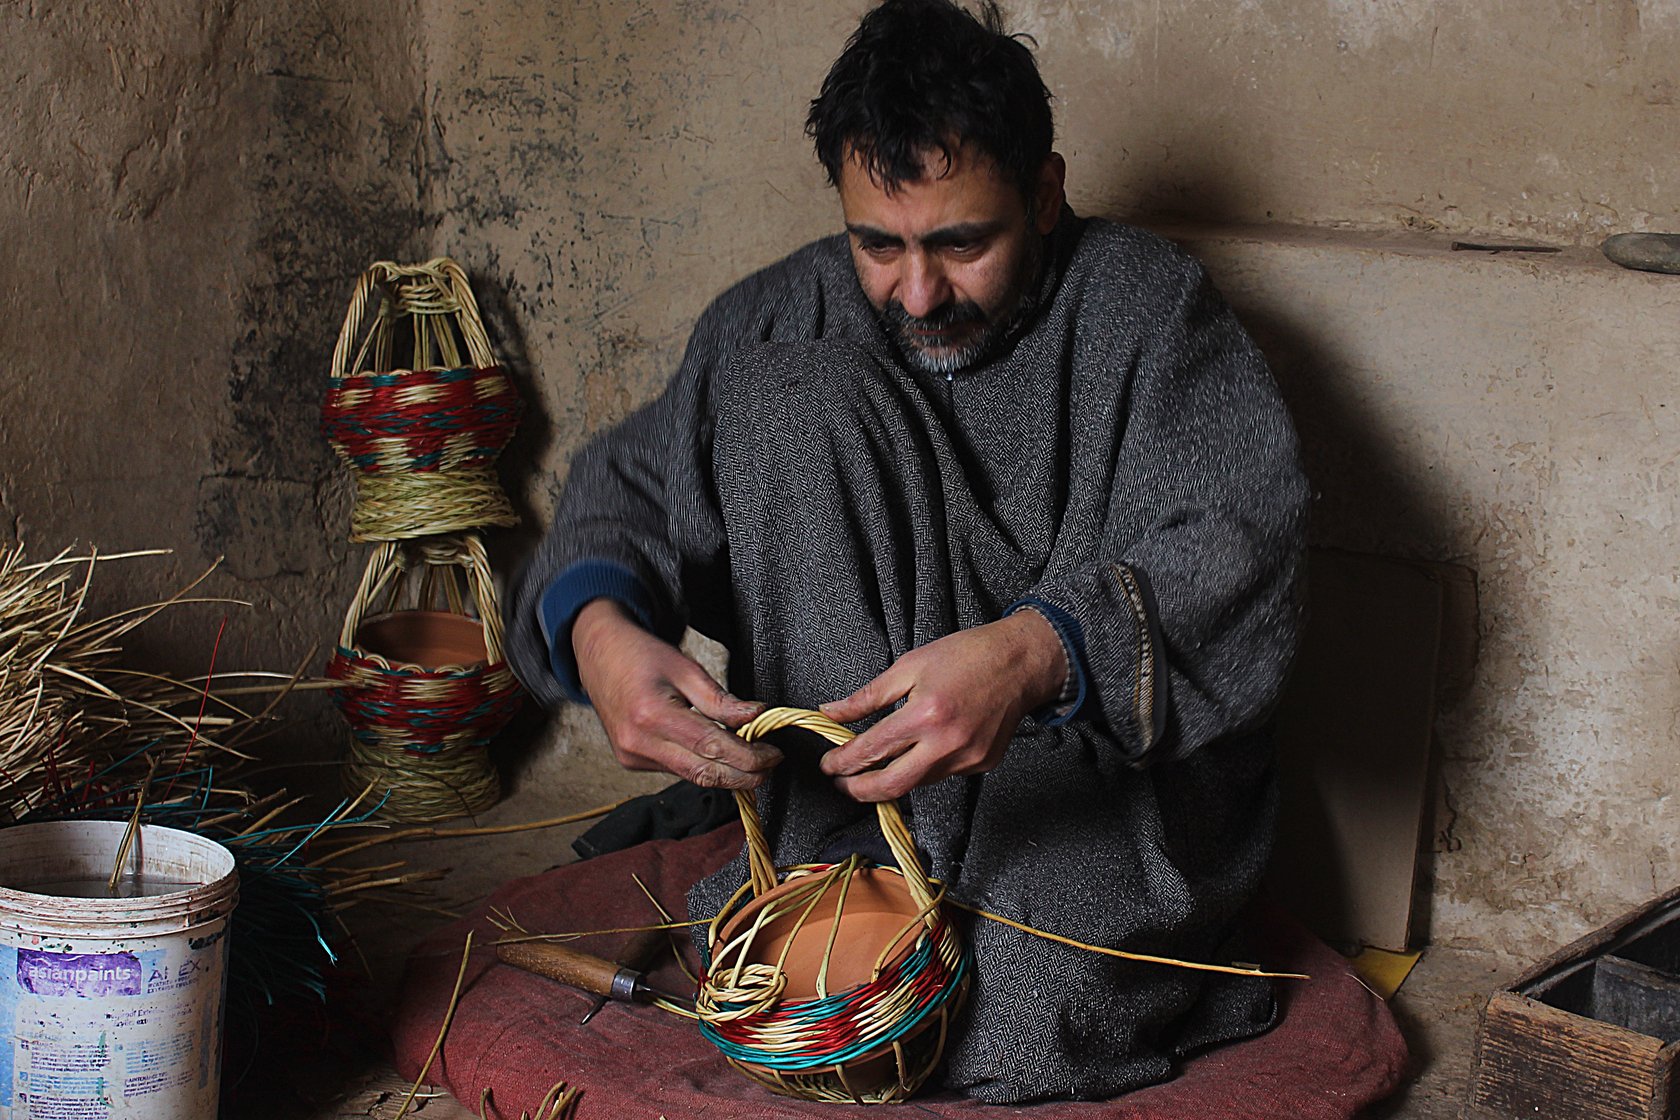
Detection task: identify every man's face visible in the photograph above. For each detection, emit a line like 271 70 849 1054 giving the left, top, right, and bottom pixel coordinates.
838 144 1064 374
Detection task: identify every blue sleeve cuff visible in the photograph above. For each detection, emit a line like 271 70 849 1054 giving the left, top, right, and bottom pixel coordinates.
539 560 658 704
1005 597 1089 727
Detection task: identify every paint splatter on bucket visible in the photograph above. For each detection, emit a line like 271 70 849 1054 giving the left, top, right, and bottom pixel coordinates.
0 821 237 1119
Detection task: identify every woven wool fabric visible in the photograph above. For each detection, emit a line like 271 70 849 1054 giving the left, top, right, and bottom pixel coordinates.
390 827 1410 1118
505 212 1311 1102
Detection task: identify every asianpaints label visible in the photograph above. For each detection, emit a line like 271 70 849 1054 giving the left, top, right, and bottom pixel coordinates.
0 935 228 1118
15 953 141 1000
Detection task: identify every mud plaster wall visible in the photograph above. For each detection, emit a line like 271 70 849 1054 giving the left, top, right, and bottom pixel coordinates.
3 1 427 760
6 1 1678 956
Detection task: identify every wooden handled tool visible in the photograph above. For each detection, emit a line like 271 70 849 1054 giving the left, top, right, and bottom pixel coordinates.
495 939 691 1014
577 927 669 1025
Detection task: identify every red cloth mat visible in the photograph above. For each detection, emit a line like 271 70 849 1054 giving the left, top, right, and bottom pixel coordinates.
391 825 1408 1118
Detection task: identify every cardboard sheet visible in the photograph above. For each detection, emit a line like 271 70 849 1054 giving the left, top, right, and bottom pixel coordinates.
1269 548 1453 951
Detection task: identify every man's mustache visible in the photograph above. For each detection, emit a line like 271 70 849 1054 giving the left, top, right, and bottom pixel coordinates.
883 299 989 334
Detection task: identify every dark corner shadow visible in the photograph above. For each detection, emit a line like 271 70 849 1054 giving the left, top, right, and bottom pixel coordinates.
1238 300 1464 952
471 272 552 553
1237 304 1444 553
469 270 559 786
1099 137 1264 232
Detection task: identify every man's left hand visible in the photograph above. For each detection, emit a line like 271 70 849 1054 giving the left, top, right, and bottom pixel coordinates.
817 610 1067 802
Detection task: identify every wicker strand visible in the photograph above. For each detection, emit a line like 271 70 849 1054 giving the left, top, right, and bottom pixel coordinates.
349 466 519 546
698 708 968 1103
336 537 508 660
695 862 969 1103
732 707 936 915
331 259 495 382
324 257 520 542
343 735 501 824
326 535 518 822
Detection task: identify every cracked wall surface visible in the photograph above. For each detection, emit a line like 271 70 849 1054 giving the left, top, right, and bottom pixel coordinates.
6 0 1679 959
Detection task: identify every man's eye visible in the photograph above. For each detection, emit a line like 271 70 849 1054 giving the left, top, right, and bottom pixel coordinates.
943 241 982 257
861 243 899 258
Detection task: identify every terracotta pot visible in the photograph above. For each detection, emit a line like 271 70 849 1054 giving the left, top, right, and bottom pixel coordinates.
354 610 488 671
714 867 960 1102
719 867 923 994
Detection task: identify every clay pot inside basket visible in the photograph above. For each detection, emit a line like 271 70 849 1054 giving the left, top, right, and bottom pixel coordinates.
355 610 487 671
720 867 924 993
715 866 951 1100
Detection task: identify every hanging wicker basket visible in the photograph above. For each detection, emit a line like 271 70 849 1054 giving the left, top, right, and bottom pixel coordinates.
697 708 971 1105
322 257 522 543
325 535 522 822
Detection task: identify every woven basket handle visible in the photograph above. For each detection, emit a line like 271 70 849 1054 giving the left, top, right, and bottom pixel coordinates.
732 707 937 917
337 535 508 663
328 257 496 381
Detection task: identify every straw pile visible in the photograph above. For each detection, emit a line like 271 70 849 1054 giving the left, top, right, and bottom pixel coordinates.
0 544 240 820
0 543 443 1003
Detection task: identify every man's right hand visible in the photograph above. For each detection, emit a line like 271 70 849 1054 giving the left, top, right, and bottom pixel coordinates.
571 599 777 789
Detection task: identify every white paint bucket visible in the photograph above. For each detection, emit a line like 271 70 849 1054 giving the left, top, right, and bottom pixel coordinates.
0 821 238 1120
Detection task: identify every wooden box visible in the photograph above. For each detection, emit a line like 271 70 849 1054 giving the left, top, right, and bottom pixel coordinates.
1466 884 1680 1119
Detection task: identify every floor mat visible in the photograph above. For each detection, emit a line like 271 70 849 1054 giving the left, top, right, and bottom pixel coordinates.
392 824 1408 1119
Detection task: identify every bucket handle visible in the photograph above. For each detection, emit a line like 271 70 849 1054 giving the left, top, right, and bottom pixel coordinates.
338 535 507 664
732 707 937 919
328 257 496 381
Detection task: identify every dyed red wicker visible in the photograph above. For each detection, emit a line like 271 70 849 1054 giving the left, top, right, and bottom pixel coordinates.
326 536 521 821
322 258 522 542
321 364 522 476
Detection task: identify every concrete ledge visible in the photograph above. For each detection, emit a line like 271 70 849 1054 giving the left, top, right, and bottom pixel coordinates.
1153 219 1663 276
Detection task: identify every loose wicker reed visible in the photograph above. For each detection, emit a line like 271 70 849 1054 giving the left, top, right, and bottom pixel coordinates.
325 535 521 822
322 258 522 542
697 708 971 1105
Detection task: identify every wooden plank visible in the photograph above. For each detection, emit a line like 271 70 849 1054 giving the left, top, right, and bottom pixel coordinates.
1431 560 1480 705
1468 991 1669 1120
1620 916 1680 975
1654 1040 1680 1119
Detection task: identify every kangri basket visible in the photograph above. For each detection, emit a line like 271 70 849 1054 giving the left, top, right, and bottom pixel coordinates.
697 708 971 1105
322 257 522 542
325 535 522 821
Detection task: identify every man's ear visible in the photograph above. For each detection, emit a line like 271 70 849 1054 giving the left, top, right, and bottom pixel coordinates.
1033 153 1067 235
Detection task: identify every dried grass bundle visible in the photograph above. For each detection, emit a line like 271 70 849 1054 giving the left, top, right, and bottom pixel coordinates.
0 543 451 996
0 543 251 821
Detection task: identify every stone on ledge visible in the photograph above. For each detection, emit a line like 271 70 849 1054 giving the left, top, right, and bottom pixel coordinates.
1602 232 1680 274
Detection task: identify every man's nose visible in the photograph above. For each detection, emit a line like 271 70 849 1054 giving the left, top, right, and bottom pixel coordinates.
898 252 951 319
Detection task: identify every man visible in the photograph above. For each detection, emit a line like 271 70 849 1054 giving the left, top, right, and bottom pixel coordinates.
507 0 1308 1103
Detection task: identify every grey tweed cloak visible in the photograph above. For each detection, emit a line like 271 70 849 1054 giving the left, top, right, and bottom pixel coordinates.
506 212 1310 1103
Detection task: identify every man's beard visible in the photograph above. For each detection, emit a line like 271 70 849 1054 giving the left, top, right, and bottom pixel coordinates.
879 299 1003 375
876 235 1045 376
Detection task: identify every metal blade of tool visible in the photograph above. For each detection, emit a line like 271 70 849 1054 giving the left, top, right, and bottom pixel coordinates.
580 927 670 1024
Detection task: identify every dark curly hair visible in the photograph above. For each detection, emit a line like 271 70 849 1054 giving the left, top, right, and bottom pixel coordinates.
806 0 1054 198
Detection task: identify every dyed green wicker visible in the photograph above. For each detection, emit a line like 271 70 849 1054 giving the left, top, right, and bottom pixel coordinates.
322 258 522 543
326 535 521 822
696 708 971 1104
